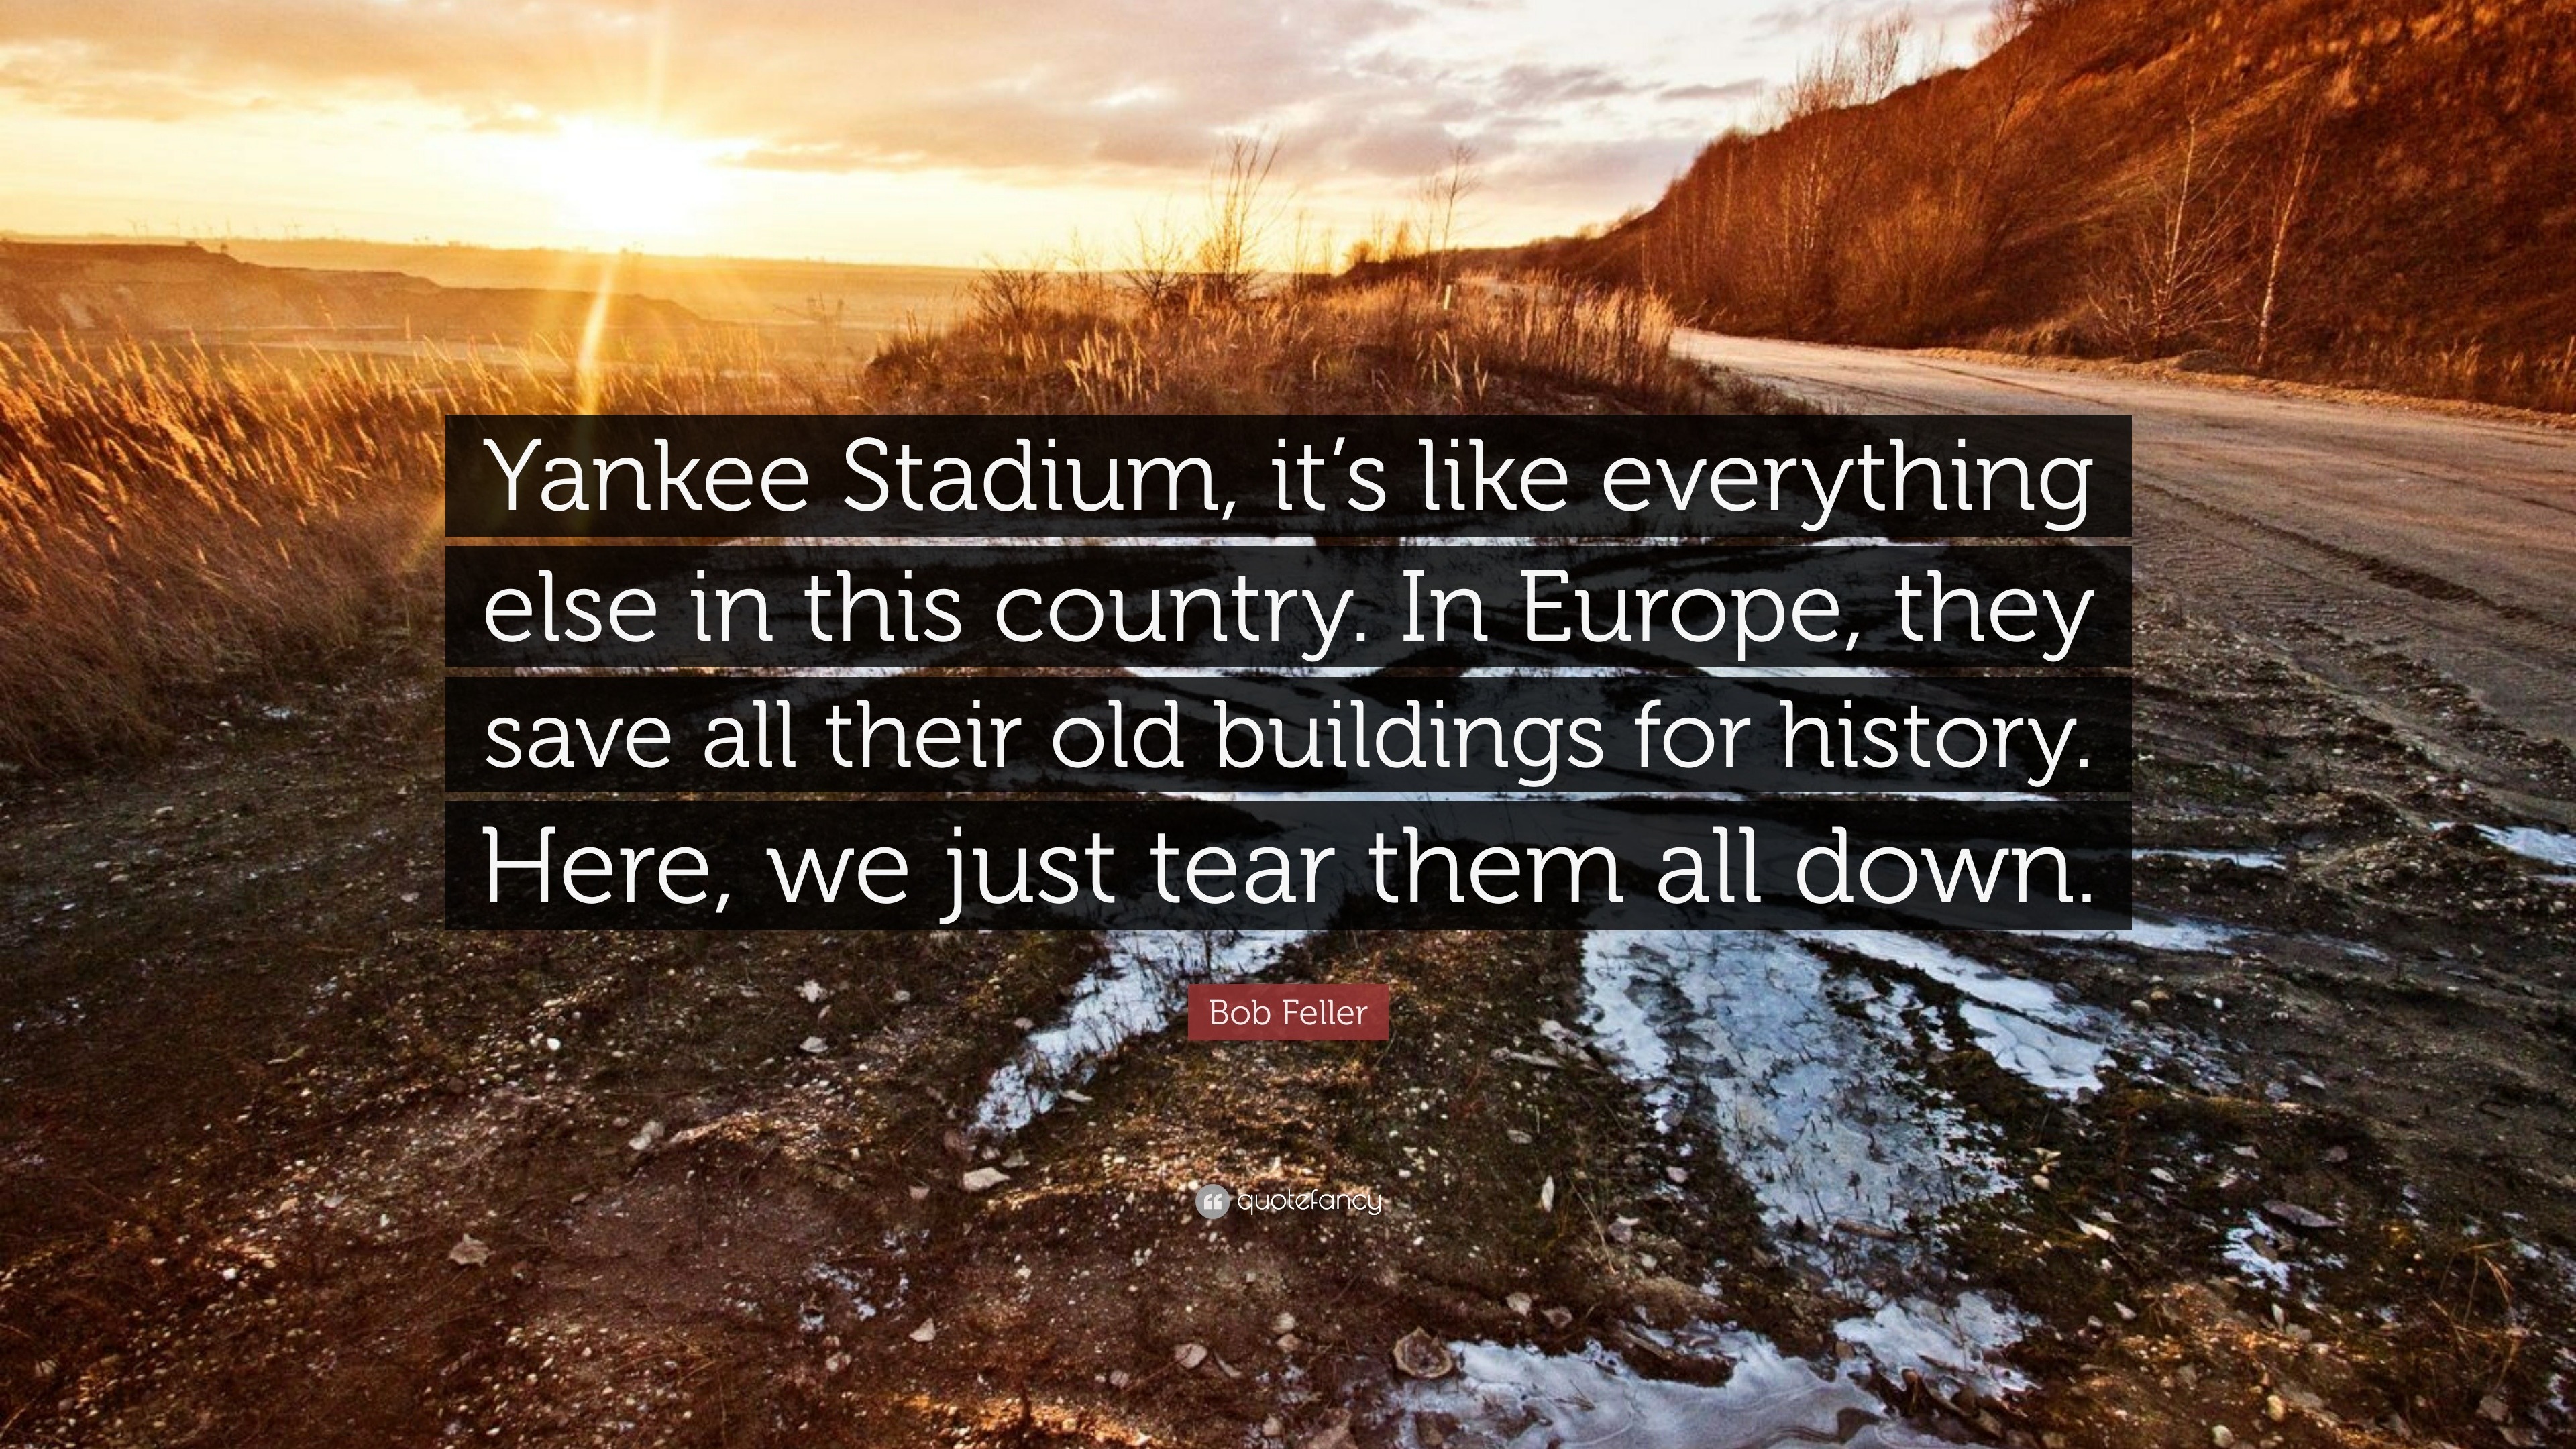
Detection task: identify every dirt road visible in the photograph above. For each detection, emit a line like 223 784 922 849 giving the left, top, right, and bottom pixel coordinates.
1678 332 2576 780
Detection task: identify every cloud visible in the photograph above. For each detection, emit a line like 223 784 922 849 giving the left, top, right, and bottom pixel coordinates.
0 0 1745 201
1742 1 1984 54
1487 62 1652 109
1 3 1395 164
1660 78 1768 103
1485 133 1709 200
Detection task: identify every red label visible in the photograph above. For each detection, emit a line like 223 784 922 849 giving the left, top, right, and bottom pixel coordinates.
1188 983 1391 1041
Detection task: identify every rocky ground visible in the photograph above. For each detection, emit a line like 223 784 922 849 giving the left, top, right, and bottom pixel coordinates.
1 576 2572 1448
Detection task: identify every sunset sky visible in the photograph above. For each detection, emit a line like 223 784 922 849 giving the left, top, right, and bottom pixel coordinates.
0 1 1976 266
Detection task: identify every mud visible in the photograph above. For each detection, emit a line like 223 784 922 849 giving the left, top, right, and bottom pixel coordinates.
3 549 2575 1444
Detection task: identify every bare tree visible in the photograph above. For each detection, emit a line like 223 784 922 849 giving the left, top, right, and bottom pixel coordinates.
1978 0 2086 50
1346 209 1421 271
1978 0 2039 54
1122 205 1193 309
1957 0 2061 267
966 263 1057 331
1852 11 1914 99
1417 140 1481 284
1194 133 1282 307
1778 9 1917 122
2093 109 2246 355
2251 98 2326 370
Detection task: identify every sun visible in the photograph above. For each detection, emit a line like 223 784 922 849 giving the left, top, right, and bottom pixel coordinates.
534 119 726 246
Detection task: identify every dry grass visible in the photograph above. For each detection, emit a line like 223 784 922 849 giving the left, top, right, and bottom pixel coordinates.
0 335 830 767
871 278 1771 415
0 282 1767 770
1968 324 2576 414
2294 335 2576 416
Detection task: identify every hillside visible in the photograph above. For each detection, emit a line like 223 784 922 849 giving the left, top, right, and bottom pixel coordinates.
0 241 709 344
1543 0 2576 408
195 238 973 337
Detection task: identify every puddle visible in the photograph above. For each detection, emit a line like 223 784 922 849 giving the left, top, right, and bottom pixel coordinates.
2477 824 2576 869
998 922 2123 1432
1834 1293 2028 1387
2025 915 2242 953
2224 1214 2293 1294
984 922 2095 1436
1580 932 2002 1246
972 930 1307 1134
2136 847 2285 870
1955 1003 2105 1095
1797 930 2112 1095
1392 1330 1946 1448
1572 930 2103 1411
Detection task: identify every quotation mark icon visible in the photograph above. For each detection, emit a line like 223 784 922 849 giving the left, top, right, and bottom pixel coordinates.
1194 1183 1233 1220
